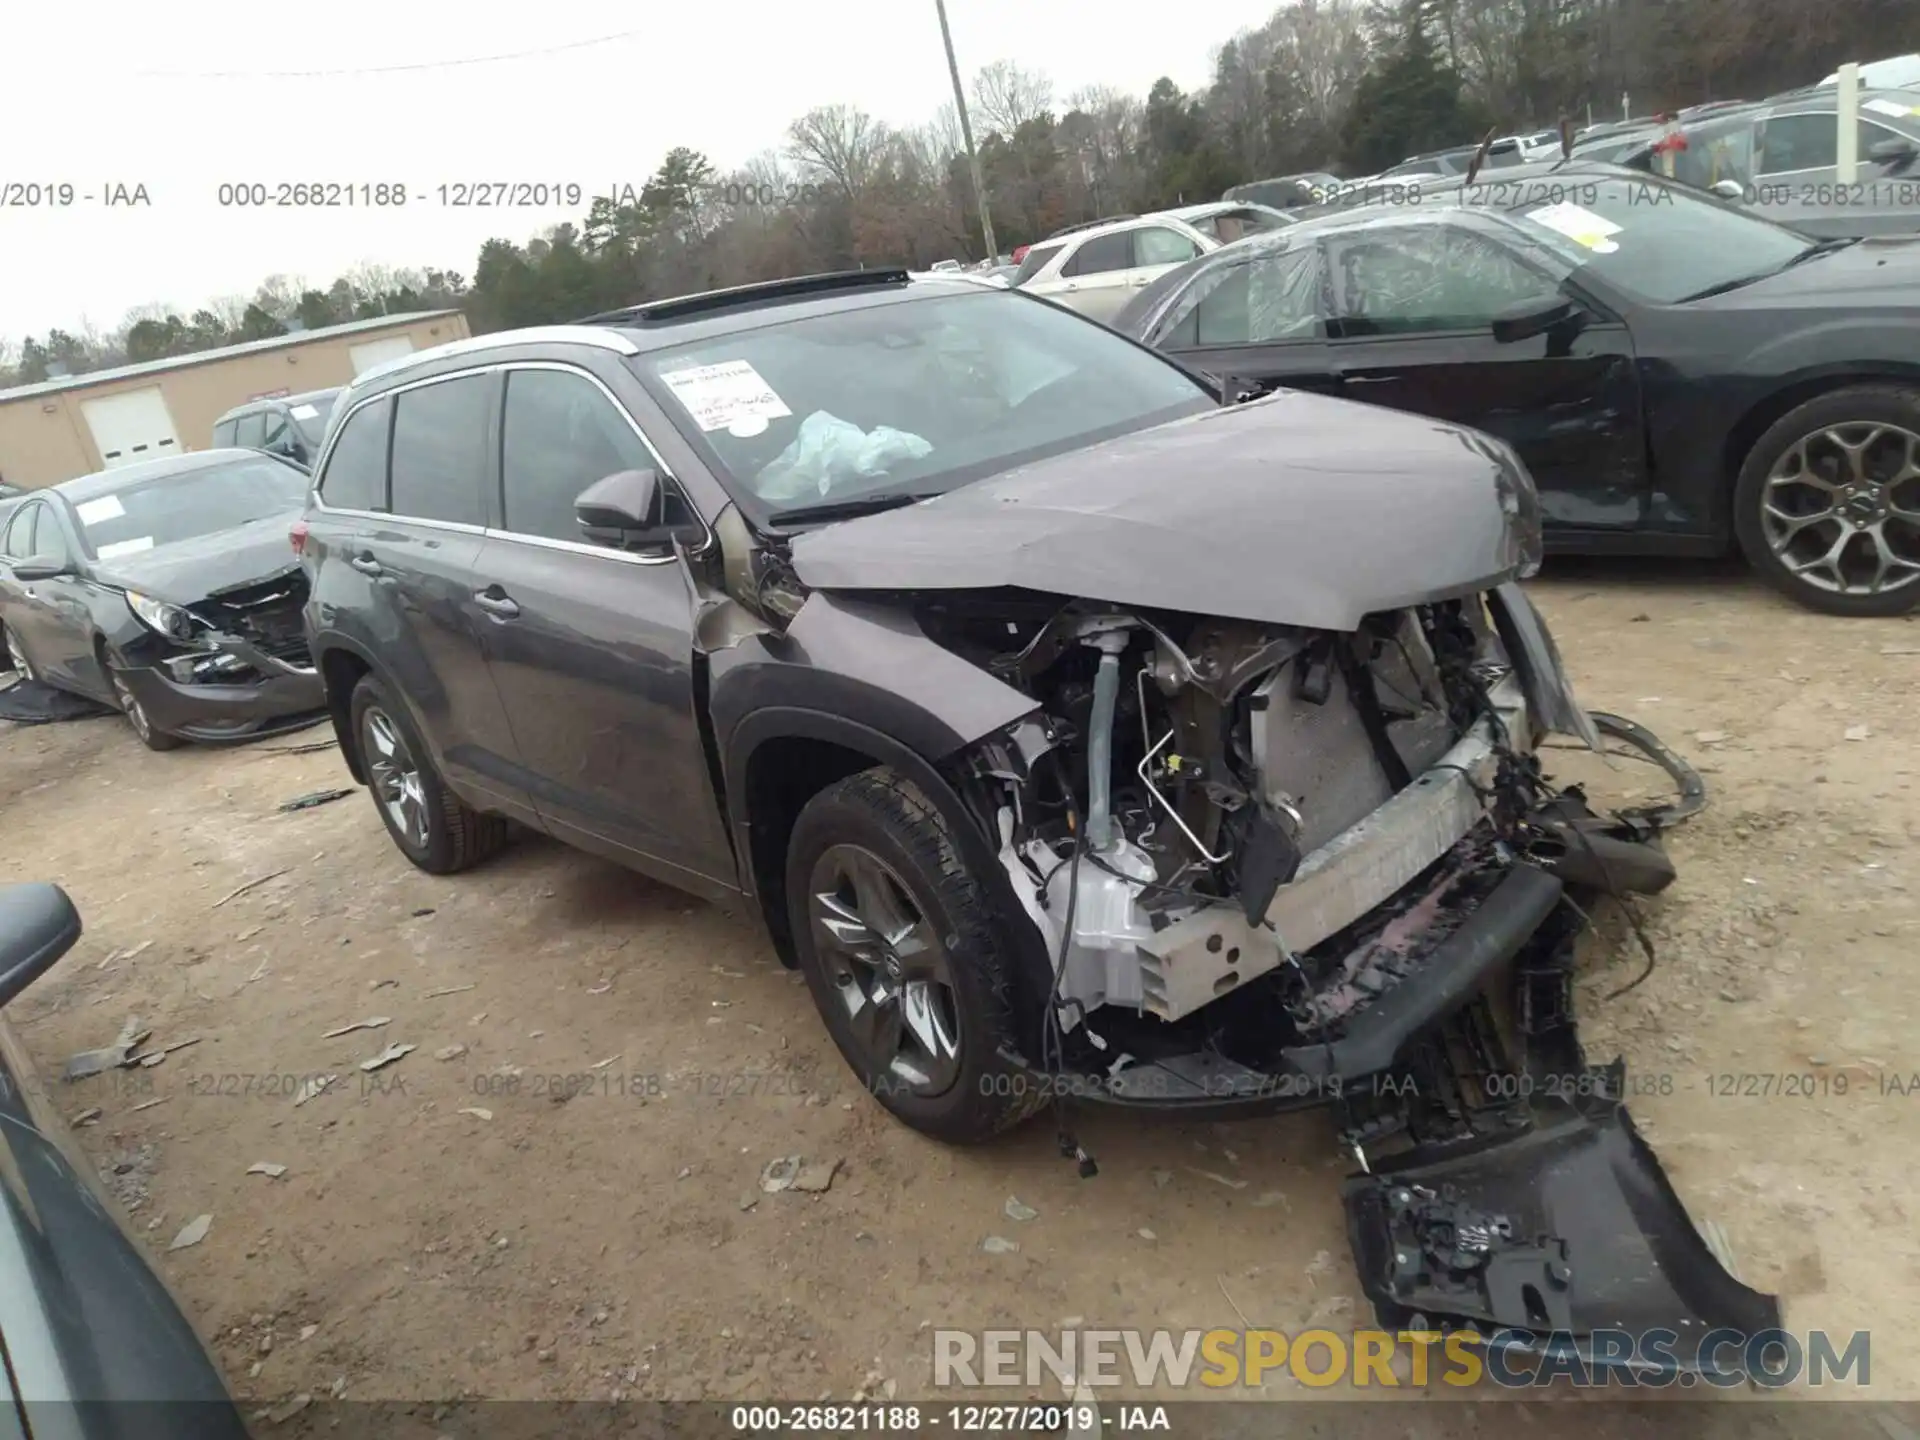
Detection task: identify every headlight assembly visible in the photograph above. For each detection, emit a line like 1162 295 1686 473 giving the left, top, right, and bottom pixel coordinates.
124 590 203 644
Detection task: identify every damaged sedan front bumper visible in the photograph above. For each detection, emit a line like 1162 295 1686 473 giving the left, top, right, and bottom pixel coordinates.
114 649 327 743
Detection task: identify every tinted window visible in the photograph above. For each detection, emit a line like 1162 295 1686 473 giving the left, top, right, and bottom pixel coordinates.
390 377 489 526
501 370 654 543
32 508 73 565
318 396 391 511
1012 242 1065 286
72 460 309 558
1062 231 1133 277
1158 247 1324 348
234 412 268 448
4 505 38 559
261 408 295 455
638 289 1212 518
1758 112 1838 173
1330 225 1557 335
213 420 239 447
1133 226 1202 267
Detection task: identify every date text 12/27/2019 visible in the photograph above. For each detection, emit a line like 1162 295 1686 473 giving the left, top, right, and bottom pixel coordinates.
213 183 585 209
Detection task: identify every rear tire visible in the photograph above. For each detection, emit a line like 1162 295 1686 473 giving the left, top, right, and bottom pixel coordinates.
784 766 1044 1144
1733 385 1920 616
348 672 506 874
108 667 185 751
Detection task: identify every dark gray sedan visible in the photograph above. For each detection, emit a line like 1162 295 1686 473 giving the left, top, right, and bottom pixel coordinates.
0 452 327 749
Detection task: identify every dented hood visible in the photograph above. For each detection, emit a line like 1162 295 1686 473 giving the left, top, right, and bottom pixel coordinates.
789 390 1542 631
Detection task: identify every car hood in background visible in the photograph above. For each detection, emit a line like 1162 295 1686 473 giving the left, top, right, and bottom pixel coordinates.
790 390 1539 632
90 512 306 604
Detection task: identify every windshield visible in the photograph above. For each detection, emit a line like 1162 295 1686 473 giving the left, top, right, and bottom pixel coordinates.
1504 175 1814 304
72 459 310 559
287 391 341 446
634 290 1213 521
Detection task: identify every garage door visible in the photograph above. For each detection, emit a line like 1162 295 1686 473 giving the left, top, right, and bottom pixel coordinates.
348 336 416 375
80 387 180 469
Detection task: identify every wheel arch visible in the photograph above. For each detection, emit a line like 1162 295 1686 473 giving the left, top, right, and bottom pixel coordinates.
314 636 380 784
1723 364 1920 502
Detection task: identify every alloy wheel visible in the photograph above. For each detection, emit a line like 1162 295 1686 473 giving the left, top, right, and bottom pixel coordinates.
806 842 963 1096
110 673 153 743
1761 421 1920 597
362 706 430 850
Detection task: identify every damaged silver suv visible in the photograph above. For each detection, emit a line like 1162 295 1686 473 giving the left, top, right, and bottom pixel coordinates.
300 270 1778 1371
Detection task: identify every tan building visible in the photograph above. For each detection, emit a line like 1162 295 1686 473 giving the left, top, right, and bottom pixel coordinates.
0 310 470 490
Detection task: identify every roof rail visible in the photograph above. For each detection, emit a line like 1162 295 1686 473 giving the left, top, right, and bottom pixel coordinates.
580 269 913 328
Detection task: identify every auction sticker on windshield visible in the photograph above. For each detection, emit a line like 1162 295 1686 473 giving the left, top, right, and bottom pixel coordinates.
1525 201 1623 254
75 495 126 525
660 360 793 435
290 403 320 420
1864 98 1919 118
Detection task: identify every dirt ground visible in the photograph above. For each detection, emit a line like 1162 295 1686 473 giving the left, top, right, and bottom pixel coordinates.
3 560 1916 1414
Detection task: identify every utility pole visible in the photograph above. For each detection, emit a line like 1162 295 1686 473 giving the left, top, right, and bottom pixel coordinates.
935 0 998 261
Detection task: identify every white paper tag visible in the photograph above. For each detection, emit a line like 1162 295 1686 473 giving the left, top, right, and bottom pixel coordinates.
1525 201 1623 254
659 360 793 433
96 536 154 559
290 403 320 420
75 495 126 525
1864 98 1915 118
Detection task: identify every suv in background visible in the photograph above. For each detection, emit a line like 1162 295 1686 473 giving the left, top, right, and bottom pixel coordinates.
211 388 343 471
1011 214 1216 321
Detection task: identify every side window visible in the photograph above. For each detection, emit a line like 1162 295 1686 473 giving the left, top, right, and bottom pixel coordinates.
500 369 654 544
4 504 38 559
1012 242 1065 286
261 408 294 455
1862 119 1912 167
1133 226 1202 268
317 396 392 512
1680 121 1757 187
389 377 490 526
234 412 268 448
1062 231 1134 278
1330 225 1557 337
212 420 239 447
1158 248 1325 348
1757 112 1838 175
32 508 72 565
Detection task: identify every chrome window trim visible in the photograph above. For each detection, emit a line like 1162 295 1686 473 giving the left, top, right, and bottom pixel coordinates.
309 358 709 570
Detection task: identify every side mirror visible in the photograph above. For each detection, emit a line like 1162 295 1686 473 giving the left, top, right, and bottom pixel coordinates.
1710 179 1747 201
0 882 82 1010
1868 137 1918 171
575 468 695 551
1492 295 1578 345
12 556 72 583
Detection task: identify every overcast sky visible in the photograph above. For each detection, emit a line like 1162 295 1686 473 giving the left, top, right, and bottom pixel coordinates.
1 0 1282 343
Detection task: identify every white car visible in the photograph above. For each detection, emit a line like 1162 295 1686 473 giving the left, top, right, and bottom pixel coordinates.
1014 214 1218 323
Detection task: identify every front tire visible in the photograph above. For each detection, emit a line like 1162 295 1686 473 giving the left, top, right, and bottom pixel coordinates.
108 667 184 751
784 766 1043 1144
348 673 506 874
1733 385 1920 616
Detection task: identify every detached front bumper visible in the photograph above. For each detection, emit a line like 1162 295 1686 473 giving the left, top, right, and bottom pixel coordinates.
115 642 327 744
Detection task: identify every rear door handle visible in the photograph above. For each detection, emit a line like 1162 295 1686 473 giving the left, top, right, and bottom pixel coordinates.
474 587 520 620
349 553 384 576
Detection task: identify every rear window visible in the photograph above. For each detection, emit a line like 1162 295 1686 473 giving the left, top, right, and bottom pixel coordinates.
317 397 391 511
389 376 490 526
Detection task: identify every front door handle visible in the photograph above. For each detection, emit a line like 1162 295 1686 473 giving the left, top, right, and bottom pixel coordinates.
349 553 384 576
474 587 520 620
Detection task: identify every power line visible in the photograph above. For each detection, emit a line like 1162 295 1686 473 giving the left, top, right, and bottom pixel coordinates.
134 28 645 80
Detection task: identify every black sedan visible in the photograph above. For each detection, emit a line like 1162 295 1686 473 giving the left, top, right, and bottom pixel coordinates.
1 884 249 1439
0 452 327 748
1113 161 1920 615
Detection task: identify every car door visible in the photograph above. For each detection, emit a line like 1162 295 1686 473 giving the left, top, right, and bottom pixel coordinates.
1321 214 1649 533
1141 243 1342 397
0 502 90 688
1033 230 1136 320
468 360 735 891
0 503 48 672
309 380 536 822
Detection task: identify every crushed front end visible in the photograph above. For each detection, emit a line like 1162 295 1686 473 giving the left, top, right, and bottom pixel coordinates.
114 566 328 743
926 580 1780 1374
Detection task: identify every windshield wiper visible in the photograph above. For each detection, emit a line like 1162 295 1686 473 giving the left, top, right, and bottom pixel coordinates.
1676 271 1775 302
1681 236 1862 301
1777 236 1860 269
768 492 939 527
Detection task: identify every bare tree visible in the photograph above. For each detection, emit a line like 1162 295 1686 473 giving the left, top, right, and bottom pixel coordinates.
787 105 891 202
971 60 1055 137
